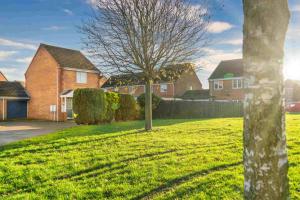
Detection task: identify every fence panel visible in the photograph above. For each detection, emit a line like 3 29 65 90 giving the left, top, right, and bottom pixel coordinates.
153 100 243 119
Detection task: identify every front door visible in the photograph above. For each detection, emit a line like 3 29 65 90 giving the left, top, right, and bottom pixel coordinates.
66 98 73 119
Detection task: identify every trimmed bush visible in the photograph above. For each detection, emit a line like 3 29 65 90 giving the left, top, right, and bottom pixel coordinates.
105 92 120 123
137 93 162 118
115 94 138 121
73 88 106 125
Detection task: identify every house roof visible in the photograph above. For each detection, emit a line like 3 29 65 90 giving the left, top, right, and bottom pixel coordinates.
181 90 211 100
209 59 243 80
40 43 100 72
0 81 29 98
102 63 195 87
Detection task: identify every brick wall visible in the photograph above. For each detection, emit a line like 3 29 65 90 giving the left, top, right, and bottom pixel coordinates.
209 79 245 101
0 73 7 81
61 69 100 90
26 47 60 121
174 70 202 97
105 83 175 98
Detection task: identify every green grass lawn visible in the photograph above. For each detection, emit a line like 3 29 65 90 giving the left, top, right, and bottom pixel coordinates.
0 115 299 199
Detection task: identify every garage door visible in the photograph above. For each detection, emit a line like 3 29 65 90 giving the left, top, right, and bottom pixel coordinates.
7 100 27 119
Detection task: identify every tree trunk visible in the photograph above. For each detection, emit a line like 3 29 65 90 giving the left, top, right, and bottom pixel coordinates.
243 1 290 199
145 79 153 131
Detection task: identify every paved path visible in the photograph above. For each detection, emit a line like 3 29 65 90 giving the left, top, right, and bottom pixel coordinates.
0 121 76 146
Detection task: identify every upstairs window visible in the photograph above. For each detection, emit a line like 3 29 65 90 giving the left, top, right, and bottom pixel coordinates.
214 80 223 90
232 79 243 89
76 72 87 83
160 84 168 92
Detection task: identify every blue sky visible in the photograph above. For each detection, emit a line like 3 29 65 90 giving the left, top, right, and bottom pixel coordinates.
0 0 300 88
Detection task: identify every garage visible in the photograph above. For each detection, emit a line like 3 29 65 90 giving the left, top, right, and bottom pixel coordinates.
7 100 28 119
0 81 29 121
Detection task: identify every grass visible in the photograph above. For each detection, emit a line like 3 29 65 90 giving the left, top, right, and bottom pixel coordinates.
0 115 299 199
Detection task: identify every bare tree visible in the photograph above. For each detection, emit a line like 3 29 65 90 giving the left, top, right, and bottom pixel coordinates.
243 0 290 199
81 0 211 130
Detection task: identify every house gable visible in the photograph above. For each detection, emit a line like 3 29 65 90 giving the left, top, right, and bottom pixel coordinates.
0 72 8 81
209 59 243 80
25 45 60 120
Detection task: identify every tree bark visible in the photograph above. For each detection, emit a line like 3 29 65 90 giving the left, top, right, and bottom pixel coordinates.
243 0 290 199
145 79 153 131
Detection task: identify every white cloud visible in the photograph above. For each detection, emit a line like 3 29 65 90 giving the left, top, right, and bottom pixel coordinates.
0 51 17 61
291 5 300 12
0 67 20 81
86 0 98 7
196 48 242 70
287 27 300 40
63 9 73 15
16 56 33 64
219 38 243 46
0 38 37 50
208 21 234 33
42 26 65 31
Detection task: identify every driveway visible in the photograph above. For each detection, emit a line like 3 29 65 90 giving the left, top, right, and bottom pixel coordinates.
0 121 76 146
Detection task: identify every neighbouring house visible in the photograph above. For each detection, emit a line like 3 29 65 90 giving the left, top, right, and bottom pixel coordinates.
102 64 203 98
285 79 300 104
0 71 8 81
25 43 105 121
209 59 245 101
0 81 30 121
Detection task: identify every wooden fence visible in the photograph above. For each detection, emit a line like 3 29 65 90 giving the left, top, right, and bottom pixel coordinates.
153 100 244 119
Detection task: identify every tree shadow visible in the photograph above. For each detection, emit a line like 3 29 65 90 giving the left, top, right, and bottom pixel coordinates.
132 161 242 200
55 149 178 180
0 118 211 155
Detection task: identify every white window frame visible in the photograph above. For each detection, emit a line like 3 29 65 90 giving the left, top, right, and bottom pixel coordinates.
214 80 223 90
160 84 168 93
76 72 87 84
232 79 243 89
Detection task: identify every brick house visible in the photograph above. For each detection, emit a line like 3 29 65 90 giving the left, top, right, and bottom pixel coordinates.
0 81 30 121
209 59 245 101
25 44 105 121
102 65 202 98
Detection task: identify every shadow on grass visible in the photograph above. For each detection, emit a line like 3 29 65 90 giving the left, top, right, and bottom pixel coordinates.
0 118 210 154
56 149 178 180
133 161 242 200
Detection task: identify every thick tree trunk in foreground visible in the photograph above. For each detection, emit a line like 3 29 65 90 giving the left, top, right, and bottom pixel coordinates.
145 80 153 131
243 0 290 199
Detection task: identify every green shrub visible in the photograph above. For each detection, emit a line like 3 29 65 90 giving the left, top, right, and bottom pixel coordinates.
115 94 138 121
73 88 106 125
137 93 162 118
105 92 120 123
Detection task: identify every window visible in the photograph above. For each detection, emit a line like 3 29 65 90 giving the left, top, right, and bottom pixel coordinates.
214 80 223 90
76 72 87 83
232 79 243 89
160 84 168 92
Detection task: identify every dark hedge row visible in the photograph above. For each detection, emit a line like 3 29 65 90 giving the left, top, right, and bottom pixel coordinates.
73 89 138 125
153 100 243 119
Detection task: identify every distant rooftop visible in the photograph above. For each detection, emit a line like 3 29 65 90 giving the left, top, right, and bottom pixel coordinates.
209 59 243 80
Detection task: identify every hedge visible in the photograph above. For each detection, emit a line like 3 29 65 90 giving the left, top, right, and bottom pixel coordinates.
115 94 138 121
73 88 106 124
137 93 161 118
105 92 120 123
